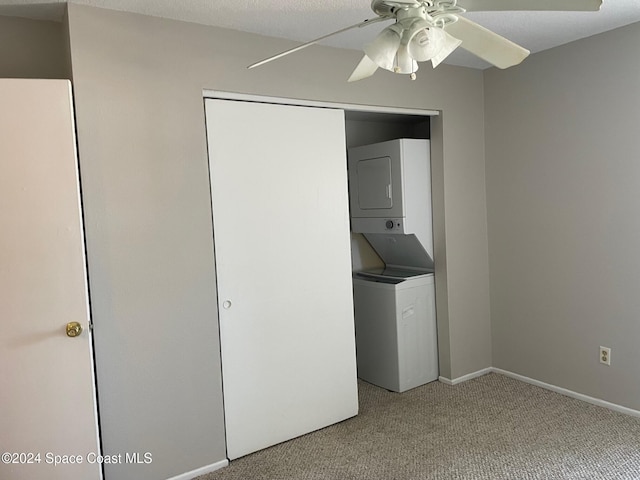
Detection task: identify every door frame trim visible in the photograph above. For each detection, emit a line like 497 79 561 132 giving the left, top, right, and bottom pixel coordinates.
202 90 439 117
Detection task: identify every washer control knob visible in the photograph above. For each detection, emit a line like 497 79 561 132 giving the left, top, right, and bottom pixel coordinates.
385 220 394 229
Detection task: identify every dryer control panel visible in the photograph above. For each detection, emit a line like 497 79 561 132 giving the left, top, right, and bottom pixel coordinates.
352 217 406 234
384 219 402 231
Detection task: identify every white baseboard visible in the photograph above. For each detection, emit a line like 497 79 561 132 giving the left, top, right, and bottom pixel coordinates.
492 367 640 418
439 367 492 386
439 366 640 418
166 459 229 480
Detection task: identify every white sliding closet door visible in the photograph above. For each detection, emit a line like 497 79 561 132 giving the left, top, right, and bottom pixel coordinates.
205 99 358 460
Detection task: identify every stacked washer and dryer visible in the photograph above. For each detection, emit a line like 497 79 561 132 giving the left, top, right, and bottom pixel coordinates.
348 138 438 393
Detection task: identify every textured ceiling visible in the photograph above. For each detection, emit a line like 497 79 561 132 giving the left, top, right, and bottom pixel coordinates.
1 0 640 69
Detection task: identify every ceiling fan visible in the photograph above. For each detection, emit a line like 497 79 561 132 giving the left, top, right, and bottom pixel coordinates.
248 0 602 81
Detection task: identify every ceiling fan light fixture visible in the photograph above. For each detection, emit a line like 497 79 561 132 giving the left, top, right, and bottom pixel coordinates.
363 24 403 71
405 21 463 69
430 28 462 67
407 24 444 62
395 44 419 74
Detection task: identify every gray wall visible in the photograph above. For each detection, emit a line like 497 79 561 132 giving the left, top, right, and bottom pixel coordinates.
0 15 69 78
484 22 640 410
65 4 490 478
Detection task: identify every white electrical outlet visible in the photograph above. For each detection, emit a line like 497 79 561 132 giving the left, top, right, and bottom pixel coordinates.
600 346 611 366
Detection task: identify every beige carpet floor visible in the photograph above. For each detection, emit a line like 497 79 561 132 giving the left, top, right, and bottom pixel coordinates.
198 373 640 479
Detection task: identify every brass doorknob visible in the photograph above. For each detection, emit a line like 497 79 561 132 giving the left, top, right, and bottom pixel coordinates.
66 322 83 338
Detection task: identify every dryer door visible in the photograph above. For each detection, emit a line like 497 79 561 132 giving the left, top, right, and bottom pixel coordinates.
356 156 393 210
348 139 405 218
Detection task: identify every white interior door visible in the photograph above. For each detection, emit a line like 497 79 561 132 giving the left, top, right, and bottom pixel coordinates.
205 99 358 460
0 79 101 480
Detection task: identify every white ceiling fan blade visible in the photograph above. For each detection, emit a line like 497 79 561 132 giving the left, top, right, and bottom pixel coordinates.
348 55 379 82
456 0 602 12
445 16 529 69
248 16 390 69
